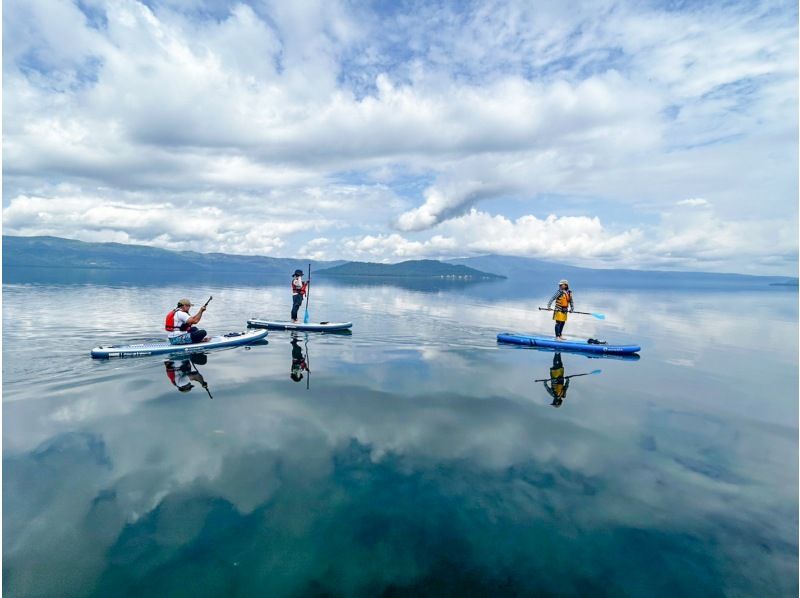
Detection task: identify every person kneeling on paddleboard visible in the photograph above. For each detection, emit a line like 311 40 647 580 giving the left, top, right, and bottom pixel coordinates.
546 279 574 340
290 269 308 323
165 298 208 345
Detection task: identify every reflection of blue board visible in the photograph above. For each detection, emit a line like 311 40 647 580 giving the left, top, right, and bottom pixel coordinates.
248 319 352 332
91 329 268 358
497 332 640 355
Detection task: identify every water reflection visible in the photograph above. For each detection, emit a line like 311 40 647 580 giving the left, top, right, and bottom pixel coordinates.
3 279 797 597
535 353 602 407
290 333 310 387
164 353 213 398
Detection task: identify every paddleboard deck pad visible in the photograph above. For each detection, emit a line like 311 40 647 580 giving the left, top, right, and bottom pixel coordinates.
247 319 352 332
91 329 268 358
497 332 640 355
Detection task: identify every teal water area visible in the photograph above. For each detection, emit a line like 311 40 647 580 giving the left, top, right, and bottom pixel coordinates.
3 274 798 596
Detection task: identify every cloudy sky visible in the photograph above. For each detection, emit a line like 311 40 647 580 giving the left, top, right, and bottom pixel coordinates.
3 0 798 274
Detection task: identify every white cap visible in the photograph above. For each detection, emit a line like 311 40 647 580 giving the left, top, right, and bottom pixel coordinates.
559 279 569 286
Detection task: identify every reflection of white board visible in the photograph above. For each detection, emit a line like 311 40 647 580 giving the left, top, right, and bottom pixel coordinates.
247 319 352 332
91 329 268 358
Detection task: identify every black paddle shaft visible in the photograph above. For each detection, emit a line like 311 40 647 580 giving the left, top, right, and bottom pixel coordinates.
538 307 592 316
535 372 594 382
191 362 213 399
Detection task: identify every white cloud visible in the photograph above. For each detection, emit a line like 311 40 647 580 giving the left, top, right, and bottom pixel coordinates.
676 198 710 208
1 0 796 274
342 207 797 274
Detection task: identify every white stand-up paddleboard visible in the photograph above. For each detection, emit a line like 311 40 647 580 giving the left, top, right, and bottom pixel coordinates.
247 319 352 332
91 329 268 358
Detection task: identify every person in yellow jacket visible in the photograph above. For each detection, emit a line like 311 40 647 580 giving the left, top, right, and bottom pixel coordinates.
542 353 569 407
546 279 574 340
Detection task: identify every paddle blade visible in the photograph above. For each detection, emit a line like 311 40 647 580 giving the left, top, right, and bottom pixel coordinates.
591 312 606 320
590 369 602 375
303 306 309 324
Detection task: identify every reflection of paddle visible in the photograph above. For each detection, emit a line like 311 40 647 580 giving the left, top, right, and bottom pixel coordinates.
305 333 310 391
303 264 311 324
538 307 605 320
535 369 602 382
190 360 213 399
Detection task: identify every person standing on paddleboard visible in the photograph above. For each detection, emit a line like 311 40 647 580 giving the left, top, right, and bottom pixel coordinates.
165 298 208 345
546 279 574 340
291 269 309 323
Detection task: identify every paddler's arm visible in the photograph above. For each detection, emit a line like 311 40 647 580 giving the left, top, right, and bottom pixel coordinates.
187 305 207 326
546 290 559 309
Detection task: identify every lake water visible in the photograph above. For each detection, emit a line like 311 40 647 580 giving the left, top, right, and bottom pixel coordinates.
3 274 798 597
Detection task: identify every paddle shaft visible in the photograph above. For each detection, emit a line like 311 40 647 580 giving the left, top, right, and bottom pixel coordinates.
535 371 600 382
191 362 213 399
305 334 310 391
304 264 311 323
539 307 590 316
538 307 604 319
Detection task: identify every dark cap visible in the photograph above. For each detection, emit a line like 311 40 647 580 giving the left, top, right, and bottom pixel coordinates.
293 269 303 276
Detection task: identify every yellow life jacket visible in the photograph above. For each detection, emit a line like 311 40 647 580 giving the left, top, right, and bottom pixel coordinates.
550 367 566 397
557 290 571 309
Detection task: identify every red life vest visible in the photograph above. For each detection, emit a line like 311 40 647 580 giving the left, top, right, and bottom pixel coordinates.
165 363 178 386
291 278 306 296
165 309 189 332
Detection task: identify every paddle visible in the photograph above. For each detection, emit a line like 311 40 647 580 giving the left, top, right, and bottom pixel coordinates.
190 361 213 399
303 263 311 324
305 334 311 391
535 369 602 382
538 307 605 320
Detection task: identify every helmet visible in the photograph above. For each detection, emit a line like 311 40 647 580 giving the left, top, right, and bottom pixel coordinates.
293 269 303 276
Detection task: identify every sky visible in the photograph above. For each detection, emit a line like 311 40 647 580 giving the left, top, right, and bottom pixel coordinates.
2 0 798 274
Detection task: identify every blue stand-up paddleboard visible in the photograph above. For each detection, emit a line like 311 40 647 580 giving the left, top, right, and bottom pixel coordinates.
247 319 352 332
91 329 268 358
497 332 640 355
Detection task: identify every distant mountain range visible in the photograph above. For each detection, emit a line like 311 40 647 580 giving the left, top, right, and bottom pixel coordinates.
2 235 343 275
448 255 798 289
3 235 797 289
317 259 502 279
1 236 499 281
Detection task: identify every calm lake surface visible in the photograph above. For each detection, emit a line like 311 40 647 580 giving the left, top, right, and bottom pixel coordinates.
3 273 798 597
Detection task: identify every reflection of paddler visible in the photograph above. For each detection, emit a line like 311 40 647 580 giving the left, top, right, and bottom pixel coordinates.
543 353 569 407
290 337 309 382
536 354 602 408
164 353 209 395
